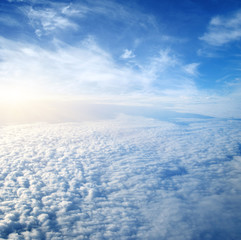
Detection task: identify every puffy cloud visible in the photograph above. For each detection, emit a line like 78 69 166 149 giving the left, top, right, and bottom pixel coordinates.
0 116 241 239
200 9 241 46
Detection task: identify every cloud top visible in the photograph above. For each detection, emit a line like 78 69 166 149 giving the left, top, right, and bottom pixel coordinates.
0 116 241 239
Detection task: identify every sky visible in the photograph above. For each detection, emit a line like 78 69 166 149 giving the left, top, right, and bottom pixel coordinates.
1 0 241 122
1 2 241 239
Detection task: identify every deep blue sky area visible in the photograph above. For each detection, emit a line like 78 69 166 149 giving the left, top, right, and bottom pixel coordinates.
0 0 241 118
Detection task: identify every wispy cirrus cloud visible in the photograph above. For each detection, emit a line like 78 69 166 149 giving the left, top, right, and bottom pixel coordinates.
74 0 156 28
200 9 241 46
0 0 198 99
0 36 149 98
0 36 198 96
27 7 78 37
1 34 241 118
19 0 156 38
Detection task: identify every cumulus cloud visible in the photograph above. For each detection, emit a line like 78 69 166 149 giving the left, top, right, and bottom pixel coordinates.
0 116 241 239
200 9 241 46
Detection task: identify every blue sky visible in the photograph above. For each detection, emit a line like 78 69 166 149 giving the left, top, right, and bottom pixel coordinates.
0 0 241 120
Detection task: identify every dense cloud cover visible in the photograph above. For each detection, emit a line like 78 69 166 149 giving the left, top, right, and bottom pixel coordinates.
0 115 241 239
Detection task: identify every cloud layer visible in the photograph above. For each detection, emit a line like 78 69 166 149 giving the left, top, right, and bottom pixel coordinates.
0 116 241 239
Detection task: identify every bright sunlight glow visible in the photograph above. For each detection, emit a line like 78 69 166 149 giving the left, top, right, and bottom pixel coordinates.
0 85 54 124
0 86 39 104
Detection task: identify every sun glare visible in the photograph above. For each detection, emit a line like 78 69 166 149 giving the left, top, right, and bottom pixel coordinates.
0 86 40 105
0 85 53 124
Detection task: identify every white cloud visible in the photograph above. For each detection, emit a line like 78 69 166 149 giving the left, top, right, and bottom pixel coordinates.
61 4 88 16
144 49 178 80
183 63 200 76
200 9 241 46
0 117 241 239
21 0 157 38
140 49 200 91
0 37 145 96
148 49 178 73
27 7 78 36
0 37 198 97
121 49 135 59
0 36 240 120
